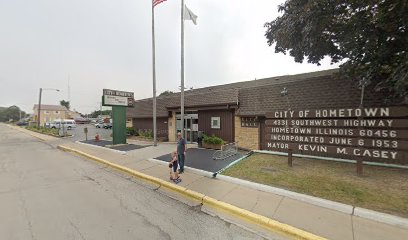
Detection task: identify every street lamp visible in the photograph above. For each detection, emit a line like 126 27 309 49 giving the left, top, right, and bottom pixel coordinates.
356 78 370 176
37 88 60 128
281 87 293 167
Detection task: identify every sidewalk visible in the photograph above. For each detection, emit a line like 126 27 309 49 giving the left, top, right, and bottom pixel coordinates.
56 140 408 240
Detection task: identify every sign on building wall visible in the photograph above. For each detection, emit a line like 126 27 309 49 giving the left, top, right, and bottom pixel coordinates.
262 106 408 165
241 117 258 128
102 89 134 107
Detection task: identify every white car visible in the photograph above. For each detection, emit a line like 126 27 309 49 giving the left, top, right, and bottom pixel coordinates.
50 119 77 130
95 122 103 128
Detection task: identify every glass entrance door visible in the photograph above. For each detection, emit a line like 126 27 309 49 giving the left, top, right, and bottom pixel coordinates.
176 113 198 143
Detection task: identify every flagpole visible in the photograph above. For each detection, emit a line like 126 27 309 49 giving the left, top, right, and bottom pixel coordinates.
152 2 157 146
180 0 185 139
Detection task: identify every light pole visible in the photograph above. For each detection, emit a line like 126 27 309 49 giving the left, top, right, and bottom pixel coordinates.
281 87 293 167
37 88 60 128
356 78 370 175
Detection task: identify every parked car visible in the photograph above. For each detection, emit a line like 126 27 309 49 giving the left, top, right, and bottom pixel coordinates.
95 122 103 128
50 119 77 130
16 121 28 126
103 122 112 129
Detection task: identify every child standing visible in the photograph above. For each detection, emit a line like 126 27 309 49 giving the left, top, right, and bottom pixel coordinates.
169 151 181 183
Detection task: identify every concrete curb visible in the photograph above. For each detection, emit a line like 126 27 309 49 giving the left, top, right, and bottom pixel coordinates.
217 175 353 214
354 207 408 229
58 144 326 240
217 175 408 229
75 140 127 155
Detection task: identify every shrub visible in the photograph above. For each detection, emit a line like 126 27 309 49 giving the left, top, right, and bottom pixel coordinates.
26 126 59 136
126 127 136 136
203 134 224 145
138 129 153 139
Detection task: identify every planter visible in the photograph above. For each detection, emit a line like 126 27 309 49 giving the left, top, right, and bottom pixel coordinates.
202 142 222 150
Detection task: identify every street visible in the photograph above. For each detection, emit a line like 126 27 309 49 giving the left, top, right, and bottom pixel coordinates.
0 124 267 240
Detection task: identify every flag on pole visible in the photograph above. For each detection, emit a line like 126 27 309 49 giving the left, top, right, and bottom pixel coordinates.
184 5 197 25
153 0 167 7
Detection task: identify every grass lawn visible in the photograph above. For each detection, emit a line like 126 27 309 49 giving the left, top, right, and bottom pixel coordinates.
222 153 408 218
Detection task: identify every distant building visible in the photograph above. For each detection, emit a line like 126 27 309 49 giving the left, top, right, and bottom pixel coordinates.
32 104 68 126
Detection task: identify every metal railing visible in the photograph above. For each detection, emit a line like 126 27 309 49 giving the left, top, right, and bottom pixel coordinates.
212 142 238 160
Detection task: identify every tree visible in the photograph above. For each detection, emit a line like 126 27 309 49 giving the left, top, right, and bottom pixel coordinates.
0 106 26 122
265 0 408 101
89 110 112 118
60 100 70 110
159 90 174 97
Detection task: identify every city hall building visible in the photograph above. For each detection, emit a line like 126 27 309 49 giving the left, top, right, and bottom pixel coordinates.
127 69 407 164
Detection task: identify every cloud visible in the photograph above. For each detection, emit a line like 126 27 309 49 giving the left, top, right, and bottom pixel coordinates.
0 0 337 113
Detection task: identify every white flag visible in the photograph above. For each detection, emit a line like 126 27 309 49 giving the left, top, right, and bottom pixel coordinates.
184 5 197 25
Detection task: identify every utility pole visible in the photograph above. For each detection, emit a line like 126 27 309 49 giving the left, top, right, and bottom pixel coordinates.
37 88 59 128
37 88 42 128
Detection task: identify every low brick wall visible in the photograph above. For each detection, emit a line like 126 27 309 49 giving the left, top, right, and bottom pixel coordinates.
234 116 259 150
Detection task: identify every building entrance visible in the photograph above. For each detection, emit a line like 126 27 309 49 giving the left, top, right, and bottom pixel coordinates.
176 113 198 143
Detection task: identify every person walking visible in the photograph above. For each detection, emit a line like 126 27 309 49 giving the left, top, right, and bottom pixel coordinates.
176 132 187 174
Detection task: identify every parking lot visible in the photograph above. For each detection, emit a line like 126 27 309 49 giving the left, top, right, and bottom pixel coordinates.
70 123 112 142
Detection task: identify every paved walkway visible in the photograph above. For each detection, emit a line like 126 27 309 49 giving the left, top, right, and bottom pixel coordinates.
155 148 244 172
9 125 408 240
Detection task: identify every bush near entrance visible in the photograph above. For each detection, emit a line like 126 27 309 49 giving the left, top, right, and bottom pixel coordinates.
25 126 60 137
202 134 225 150
138 129 153 139
223 153 408 218
126 127 136 136
203 134 224 145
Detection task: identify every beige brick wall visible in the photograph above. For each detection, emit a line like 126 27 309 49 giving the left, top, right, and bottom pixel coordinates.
33 110 67 126
126 118 133 128
234 116 259 150
168 111 176 142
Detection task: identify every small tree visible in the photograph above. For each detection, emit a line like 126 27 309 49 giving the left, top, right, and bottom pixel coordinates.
60 100 70 110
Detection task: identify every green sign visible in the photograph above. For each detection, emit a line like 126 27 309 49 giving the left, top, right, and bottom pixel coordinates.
102 89 134 145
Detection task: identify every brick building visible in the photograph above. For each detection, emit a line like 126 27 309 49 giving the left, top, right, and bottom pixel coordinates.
33 104 68 127
127 69 406 157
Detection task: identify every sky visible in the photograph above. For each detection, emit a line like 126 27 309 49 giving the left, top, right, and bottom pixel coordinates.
0 0 338 114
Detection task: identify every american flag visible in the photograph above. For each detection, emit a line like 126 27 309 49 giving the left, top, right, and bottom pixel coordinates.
153 0 167 7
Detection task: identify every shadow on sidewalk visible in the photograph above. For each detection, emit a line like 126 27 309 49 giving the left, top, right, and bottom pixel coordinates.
155 148 244 173
80 140 149 151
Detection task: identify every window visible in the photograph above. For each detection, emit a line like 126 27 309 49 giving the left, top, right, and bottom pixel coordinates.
55 111 59 114
211 117 220 129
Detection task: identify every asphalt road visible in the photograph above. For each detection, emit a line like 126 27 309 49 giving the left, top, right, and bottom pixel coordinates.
0 124 270 240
